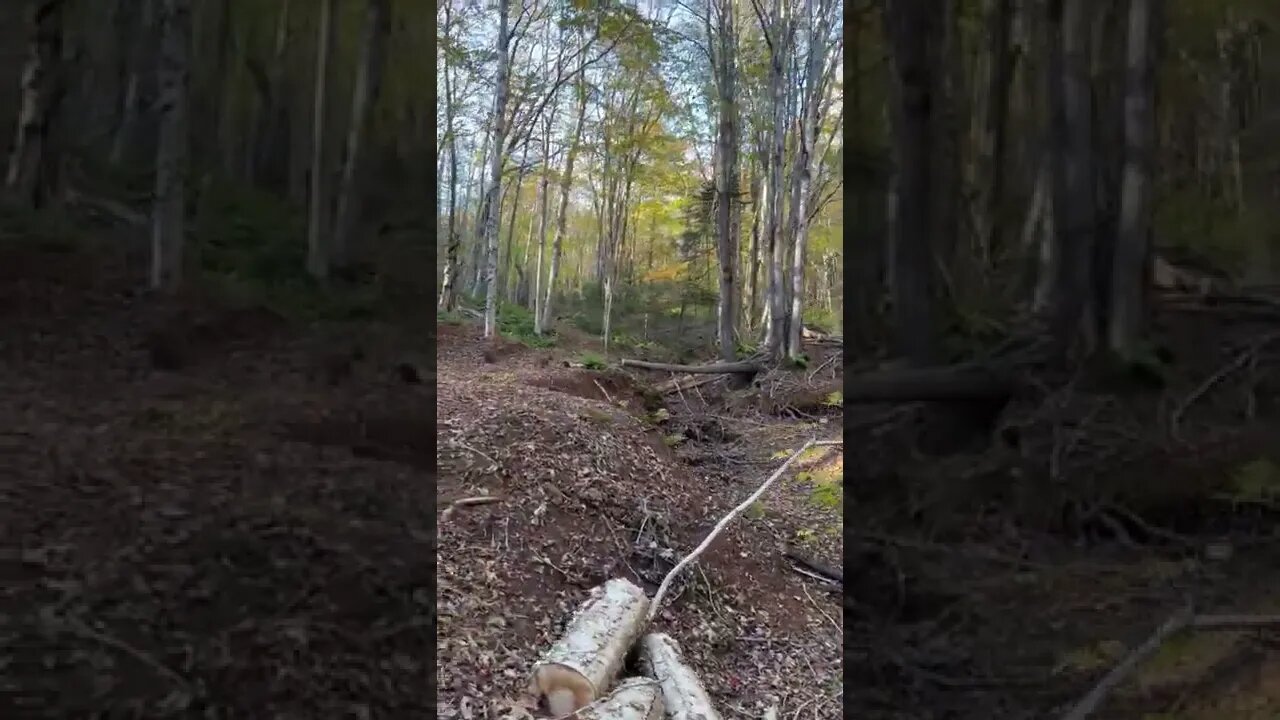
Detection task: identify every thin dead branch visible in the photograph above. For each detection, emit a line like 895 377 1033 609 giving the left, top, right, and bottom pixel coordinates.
646 437 842 622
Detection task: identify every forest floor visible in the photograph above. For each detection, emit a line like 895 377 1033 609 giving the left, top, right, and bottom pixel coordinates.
435 319 845 718
2 210 1278 719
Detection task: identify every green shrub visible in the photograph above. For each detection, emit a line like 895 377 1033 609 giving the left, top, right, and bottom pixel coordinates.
498 302 555 347
579 352 607 370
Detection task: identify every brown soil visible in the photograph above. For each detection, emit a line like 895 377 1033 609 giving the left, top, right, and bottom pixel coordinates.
0 236 436 717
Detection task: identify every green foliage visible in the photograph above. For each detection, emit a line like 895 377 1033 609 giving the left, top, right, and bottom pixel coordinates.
197 181 306 286
192 182 388 322
0 203 78 252
579 352 607 370
1226 457 1280 502
810 482 841 510
437 309 466 326
787 353 811 369
497 302 555 348
745 501 767 519
822 391 843 408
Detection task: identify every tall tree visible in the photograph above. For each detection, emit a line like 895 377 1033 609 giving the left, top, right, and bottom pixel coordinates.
537 76 589 335
7 0 67 209
306 0 336 280
785 0 838 360
150 0 191 291
332 0 391 270
1108 0 1162 359
481 0 512 338
884 0 941 364
1047 0 1097 351
712 0 740 361
438 0 463 311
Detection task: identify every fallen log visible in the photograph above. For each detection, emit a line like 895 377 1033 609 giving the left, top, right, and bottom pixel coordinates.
654 374 722 395
621 359 763 375
639 633 720 720
532 578 651 716
578 678 664 720
783 546 843 584
844 364 1016 403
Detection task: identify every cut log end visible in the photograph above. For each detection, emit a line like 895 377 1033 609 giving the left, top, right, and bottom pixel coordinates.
532 578 651 714
535 664 595 716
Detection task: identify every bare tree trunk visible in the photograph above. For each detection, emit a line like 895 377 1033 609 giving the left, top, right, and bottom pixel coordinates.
1049 0 1097 352
538 78 589 334
332 0 390 270
247 0 290 185
884 0 940 364
469 118 493 294
150 0 190 291
975 0 1015 269
785 0 835 360
306 0 336 280
532 112 553 326
7 0 67 209
759 0 791 357
745 164 762 332
110 0 154 166
713 0 739 362
437 0 462 311
502 141 531 303
1108 0 1161 358
482 0 511 338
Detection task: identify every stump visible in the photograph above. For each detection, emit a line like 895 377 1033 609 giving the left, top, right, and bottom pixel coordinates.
532 578 651 716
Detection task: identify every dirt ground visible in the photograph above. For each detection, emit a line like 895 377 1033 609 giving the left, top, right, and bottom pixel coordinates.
1 232 437 717
435 321 845 717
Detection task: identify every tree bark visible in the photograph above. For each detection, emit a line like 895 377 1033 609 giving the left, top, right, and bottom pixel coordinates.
884 0 940 364
482 0 511 338
7 0 67 209
331 0 390 270
305 0 336 280
149 0 190 292
713 0 739 362
1108 0 1161 359
1048 0 1097 352
437 0 461 311
975 0 1015 270
785 0 835 360
759 0 792 357
538 76 589 334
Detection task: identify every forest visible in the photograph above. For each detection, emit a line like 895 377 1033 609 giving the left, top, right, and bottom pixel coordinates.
435 0 844 364
0 0 1279 717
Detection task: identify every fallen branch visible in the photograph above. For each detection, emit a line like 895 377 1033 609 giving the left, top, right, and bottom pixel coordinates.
655 374 721 395
1057 605 1280 720
440 495 502 521
1171 330 1280 438
1190 613 1280 631
647 437 842 622
1058 603 1195 720
621 359 763 375
783 545 843 584
64 186 148 226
